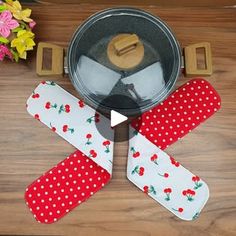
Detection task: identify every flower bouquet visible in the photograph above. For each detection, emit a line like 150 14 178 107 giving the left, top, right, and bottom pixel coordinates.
0 0 36 62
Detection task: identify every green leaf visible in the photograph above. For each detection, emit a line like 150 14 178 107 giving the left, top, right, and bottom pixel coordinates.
0 37 9 44
192 212 200 220
0 5 7 12
133 130 138 135
10 49 19 62
12 27 24 33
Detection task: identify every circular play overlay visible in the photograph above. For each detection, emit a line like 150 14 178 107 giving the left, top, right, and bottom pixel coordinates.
95 94 142 142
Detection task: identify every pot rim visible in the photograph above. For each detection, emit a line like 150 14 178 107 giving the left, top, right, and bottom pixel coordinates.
67 7 182 115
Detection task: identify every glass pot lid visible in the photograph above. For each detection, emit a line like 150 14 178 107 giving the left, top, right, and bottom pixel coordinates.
68 8 182 116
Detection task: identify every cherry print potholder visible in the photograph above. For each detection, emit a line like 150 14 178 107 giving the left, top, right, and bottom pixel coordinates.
25 149 110 223
25 78 221 223
26 81 114 174
127 128 209 221
25 81 114 223
127 78 221 220
131 78 221 149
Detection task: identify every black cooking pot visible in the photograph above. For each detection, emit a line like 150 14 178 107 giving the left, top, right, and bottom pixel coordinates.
36 8 212 116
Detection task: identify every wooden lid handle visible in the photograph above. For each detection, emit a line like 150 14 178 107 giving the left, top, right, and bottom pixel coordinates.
113 34 139 56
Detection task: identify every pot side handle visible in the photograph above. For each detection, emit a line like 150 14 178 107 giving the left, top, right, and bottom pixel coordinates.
184 42 212 77
36 42 64 76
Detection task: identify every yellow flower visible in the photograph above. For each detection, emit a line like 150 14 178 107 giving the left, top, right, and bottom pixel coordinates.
4 0 32 22
11 30 35 59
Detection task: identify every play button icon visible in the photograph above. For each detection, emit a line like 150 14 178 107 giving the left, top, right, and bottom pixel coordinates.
110 110 128 127
95 94 142 142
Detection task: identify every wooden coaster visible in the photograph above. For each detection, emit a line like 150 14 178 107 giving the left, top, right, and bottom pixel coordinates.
107 34 144 70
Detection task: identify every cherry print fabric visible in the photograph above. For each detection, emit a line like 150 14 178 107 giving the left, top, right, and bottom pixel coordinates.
25 78 221 223
127 78 221 220
26 81 114 174
25 81 114 223
127 128 209 221
131 79 221 149
25 150 110 223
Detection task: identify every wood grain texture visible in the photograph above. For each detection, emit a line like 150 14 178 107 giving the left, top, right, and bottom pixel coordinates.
33 0 236 7
0 3 236 236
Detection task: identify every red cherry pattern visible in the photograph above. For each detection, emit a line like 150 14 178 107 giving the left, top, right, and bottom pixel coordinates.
59 104 70 114
131 79 221 150
25 149 111 223
158 172 169 178
172 207 184 213
131 166 145 176
34 114 40 120
45 102 51 109
27 80 212 221
85 134 92 145
164 188 172 194
32 91 40 99
65 104 70 113
89 150 97 158
182 189 196 201
164 188 172 201
63 125 68 132
50 123 56 132
52 127 56 132
130 147 140 158
143 186 149 194
103 140 110 146
192 176 202 189
41 81 56 86
170 156 180 167
139 167 145 176
45 102 57 110
151 154 158 161
62 125 74 134
78 100 85 108
133 152 140 158
87 113 100 123
192 176 200 182
103 140 111 153
178 208 184 213
150 154 158 165
143 185 156 195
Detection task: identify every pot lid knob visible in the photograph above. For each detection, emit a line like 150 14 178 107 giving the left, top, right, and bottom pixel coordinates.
107 33 144 70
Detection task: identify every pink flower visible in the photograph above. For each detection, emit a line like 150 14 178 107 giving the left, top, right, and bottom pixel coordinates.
0 44 12 61
29 20 36 29
0 10 19 38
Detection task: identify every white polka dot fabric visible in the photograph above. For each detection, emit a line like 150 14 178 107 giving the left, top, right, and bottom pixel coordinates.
25 150 110 223
25 78 221 223
127 78 221 220
131 79 221 149
25 81 114 223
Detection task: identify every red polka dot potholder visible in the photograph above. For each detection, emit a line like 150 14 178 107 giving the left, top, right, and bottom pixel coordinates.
25 150 110 224
131 79 221 149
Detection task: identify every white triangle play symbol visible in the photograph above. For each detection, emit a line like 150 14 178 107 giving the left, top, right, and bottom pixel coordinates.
110 110 128 127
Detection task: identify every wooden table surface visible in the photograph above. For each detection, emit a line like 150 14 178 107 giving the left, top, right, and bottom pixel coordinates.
0 3 236 236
